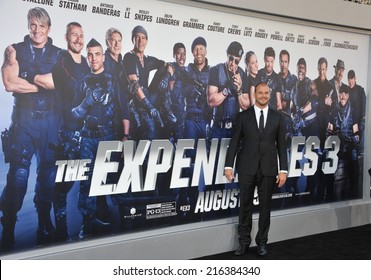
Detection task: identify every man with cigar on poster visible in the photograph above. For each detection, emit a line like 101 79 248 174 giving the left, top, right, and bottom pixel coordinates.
225 82 287 256
206 41 249 218
207 41 250 139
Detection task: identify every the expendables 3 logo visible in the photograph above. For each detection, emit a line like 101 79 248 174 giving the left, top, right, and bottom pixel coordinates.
55 136 340 197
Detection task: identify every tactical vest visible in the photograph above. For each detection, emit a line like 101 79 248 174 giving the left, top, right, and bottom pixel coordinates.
83 73 116 129
183 63 210 116
213 63 240 123
295 77 312 109
13 35 60 112
335 102 354 138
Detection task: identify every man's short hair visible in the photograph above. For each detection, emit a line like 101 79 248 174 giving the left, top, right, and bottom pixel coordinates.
27 7 51 27
66 22 82 36
297 58 306 67
131 25 148 42
173 42 186 56
279 49 290 62
191 37 207 52
87 38 102 49
105 27 122 47
255 82 268 90
264 47 275 59
318 57 328 68
339 83 349 94
347 70 356 79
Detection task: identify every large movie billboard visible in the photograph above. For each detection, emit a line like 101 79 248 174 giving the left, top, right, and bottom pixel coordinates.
0 0 368 254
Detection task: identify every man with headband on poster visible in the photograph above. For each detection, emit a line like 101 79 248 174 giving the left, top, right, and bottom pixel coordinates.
123 25 170 141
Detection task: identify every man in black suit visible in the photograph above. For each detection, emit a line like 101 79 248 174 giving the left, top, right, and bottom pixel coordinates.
225 82 288 256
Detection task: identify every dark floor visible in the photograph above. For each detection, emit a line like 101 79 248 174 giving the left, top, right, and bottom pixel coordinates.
197 223 371 260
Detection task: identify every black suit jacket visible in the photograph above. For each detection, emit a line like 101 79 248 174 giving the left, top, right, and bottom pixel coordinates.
225 106 288 176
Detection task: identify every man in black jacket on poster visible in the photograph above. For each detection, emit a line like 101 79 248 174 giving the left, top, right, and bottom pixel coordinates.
224 82 287 256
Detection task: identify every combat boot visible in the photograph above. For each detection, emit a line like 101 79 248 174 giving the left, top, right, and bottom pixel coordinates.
53 202 70 242
79 215 111 240
118 204 127 231
95 196 111 223
54 215 70 242
36 202 55 245
0 215 16 251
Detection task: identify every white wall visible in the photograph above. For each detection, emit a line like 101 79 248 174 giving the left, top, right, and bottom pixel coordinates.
194 0 371 31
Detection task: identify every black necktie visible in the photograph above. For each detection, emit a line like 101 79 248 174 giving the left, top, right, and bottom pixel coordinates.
259 110 264 135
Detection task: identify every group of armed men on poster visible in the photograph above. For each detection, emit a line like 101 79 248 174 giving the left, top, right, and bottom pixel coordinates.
0 7 366 251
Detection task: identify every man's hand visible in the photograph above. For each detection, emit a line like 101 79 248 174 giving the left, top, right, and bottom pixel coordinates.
276 172 287 188
166 62 175 76
224 168 234 183
325 96 332 106
232 72 242 93
276 92 283 110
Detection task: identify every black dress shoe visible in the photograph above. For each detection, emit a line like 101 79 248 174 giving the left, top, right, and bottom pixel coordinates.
234 244 248 256
257 243 267 256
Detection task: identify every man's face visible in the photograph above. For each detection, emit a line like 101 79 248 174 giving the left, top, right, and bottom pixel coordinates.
348 77 356 89
339 91 349 107
297 63 307 82
66 25 84 54
279 54 289 76
192 45 207 66
335 67 344 82
264 56 275 74
226 54 241 74
255 84 270 108
28 17 50 48
247 54 258 76
318 62 327 82
174 47 186 67
133 32 147 53
87 46 105 73
108 32 122 57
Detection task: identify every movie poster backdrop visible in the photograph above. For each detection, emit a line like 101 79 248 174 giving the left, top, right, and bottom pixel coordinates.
0 0 368 254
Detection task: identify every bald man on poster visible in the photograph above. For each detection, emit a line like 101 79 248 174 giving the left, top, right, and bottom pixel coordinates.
224 82 287 256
